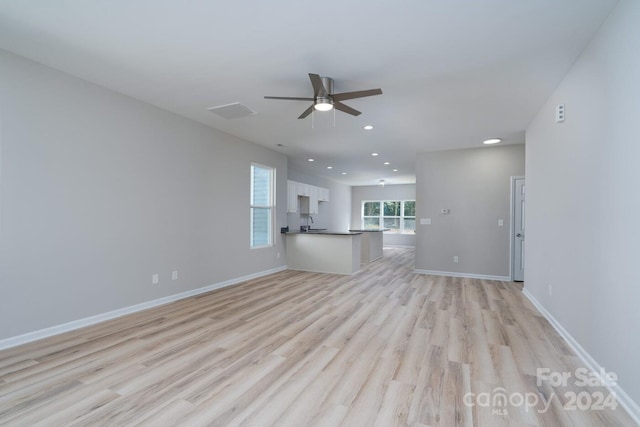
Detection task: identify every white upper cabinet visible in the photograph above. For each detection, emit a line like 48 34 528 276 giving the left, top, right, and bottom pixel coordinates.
318 187 330 202
287 180 329 214
297 182 310 197
287 180 298 213
308 186 319 214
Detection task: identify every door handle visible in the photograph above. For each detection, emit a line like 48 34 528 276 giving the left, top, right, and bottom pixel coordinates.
516 233 523 238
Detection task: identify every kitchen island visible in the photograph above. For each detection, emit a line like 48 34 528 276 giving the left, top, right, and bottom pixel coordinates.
284 231 362 275
349 229 387 263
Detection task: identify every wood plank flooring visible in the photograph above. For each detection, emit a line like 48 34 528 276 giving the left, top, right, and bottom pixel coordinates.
0 248 635 426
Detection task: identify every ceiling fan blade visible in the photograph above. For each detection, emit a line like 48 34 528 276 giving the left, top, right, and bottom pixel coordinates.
331 88 383 101
333 101 361 116
298 104 315 119
264 96 315 101
309 73 326 97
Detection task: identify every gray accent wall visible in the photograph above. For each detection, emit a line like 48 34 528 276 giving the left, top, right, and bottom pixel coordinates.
414 145 525 277
0 50 287 340
526 0 640 406
351 184 416 247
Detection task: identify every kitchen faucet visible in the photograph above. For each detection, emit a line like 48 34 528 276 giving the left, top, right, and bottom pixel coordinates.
301 215 314 232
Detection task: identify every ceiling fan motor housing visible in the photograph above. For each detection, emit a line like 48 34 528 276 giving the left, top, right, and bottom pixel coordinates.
319 76 334 96
314 77 334 111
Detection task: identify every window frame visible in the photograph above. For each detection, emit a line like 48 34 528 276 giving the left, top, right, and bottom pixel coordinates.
361 200 416 234
250 163 275 248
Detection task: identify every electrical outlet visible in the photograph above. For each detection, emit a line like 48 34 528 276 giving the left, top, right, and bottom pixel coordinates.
172 271 178 281
277 252 280 259
453 256 459 263
152 274 159 285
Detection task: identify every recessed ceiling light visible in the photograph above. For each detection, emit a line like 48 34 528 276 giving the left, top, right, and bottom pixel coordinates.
341 172 347 175
393 169 398 172
371 153 379 156
308 158 315 162
483 138 502 145
327 166 333 169
364 125 373 130
383 161 390 165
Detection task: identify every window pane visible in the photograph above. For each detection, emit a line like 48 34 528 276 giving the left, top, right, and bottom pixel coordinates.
250 164 273 248
363 200 417 234
383 217 401 232
363 201 380 216
363 217 380 229
404 201 415 217
251 207 271 246
251 166 270 206
383 201 401 216
404 218 416 232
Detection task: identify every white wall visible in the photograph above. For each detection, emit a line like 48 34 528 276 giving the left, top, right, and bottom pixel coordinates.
287 167 351 232
351 184 416 246
526 0 640 408
0 50 288 340
415 145 525 277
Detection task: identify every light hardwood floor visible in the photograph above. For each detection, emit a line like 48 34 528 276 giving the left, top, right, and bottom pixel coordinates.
0 248 635 426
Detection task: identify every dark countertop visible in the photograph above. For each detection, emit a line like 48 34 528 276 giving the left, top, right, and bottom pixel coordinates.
348 229 390 232
285 230 362 236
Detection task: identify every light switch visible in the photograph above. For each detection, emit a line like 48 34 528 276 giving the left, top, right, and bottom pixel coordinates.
556 104 565 123
498 219 504 227
420 218 431 225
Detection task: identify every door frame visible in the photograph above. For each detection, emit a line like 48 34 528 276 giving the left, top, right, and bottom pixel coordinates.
510 176 525 281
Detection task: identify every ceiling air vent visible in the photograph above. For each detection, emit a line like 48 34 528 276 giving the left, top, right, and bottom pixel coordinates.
207 102 256 119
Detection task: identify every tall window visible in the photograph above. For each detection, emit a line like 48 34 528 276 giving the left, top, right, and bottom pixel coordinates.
250 164 274 247
362 200 415 234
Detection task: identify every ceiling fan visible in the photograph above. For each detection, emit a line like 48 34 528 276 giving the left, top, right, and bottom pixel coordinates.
264 73 382 119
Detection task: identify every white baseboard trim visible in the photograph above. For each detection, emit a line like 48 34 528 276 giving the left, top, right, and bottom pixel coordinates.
523 288 640 426
0 266 287 351
414 269 510 282
384 244 415 249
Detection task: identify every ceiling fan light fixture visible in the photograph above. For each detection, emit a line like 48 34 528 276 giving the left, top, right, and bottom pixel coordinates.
265 73 381 119
314 98 334 112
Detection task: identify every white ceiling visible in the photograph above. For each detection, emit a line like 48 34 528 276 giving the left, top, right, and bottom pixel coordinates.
0 0 617 185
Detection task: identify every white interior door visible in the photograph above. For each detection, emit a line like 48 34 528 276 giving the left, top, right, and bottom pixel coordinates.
512 177 525 281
